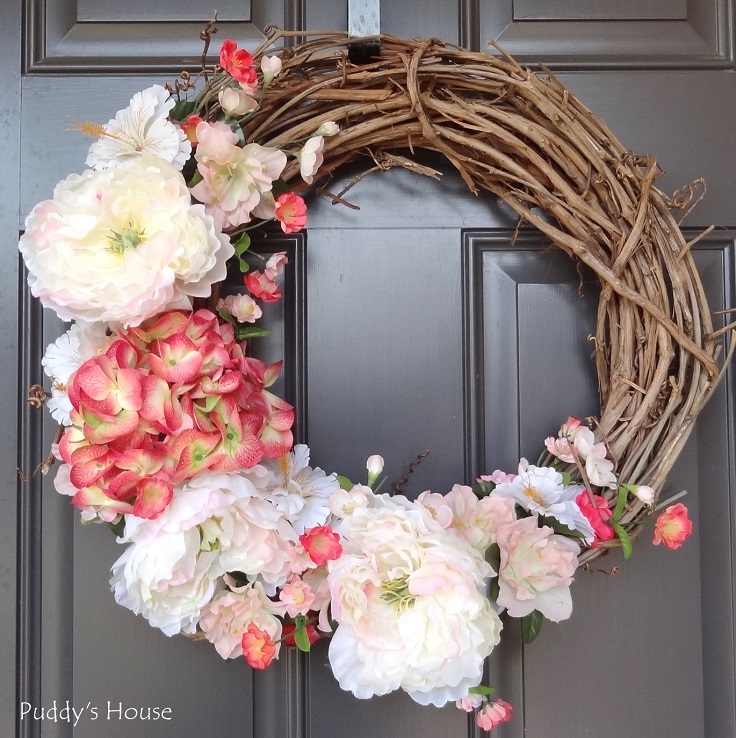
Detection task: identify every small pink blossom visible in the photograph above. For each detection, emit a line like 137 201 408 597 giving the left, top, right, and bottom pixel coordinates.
219 40 257 87
265 252 289 278
476 700 513 731
417 491 454 528
653 503 692 550
455 693 483 712
478 470 515 484
279 577 315 617
274 193 307 233
219 86 258 116
244 270 281 303
298 136 324 184
328 485 371 518
443 484 516 551
216 294 262 323
544 416 582 463
241 623 277 669
299 525 343 566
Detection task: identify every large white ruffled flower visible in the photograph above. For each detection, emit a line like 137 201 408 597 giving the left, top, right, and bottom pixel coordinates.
41 322 112 425
86 85 191 171
327 494 502 707
259 444 339 534
492 461 595 542
19 155 233 327
110 528 222 636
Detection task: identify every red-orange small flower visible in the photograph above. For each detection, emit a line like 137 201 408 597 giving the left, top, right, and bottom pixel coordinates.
299 525 343 566
274 193 307 234
180 115 204 144
241 623 277 669
653 502 693 550
244 270 281 303
219 40 257 86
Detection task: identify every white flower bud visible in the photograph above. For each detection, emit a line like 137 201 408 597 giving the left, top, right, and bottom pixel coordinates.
218 87 257 117
260 55 282 86
316 121 339 137
366 455 384 486
633 485 655 505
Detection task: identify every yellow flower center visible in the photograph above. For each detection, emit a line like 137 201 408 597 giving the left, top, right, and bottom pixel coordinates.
381 575 415 612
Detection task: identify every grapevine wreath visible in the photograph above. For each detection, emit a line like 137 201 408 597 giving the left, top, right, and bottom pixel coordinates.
20 25 731 730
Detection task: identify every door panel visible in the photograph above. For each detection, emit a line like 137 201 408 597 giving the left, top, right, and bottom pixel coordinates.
8 0 736 736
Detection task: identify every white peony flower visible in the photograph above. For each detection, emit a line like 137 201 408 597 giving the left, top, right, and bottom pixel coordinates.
19 155 233 327
41 322 112 425
492 461 595 542
110 528 222 636
327 493 502 707
86 85 191 171
260 445 340 534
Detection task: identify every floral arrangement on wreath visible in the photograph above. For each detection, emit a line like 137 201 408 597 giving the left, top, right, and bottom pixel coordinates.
19 33 695 732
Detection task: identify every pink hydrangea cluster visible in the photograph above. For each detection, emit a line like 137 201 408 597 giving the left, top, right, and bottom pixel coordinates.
58 308 294 521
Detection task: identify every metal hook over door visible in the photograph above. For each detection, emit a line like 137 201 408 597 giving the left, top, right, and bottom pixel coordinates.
347 0 381 63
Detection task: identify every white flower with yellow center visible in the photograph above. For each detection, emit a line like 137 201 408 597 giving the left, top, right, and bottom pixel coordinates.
86 85 191 171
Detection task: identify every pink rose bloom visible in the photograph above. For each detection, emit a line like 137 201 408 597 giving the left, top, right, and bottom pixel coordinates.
241 623 277 669
216 293 262 323
495 516 579 622
300 525 343 566
191 121 286 229
476 699 513 731
244 270 281 302
575 491 615 547
279 577 315 617
298 136 324 183
199 581 283 659
274 193 307 233
653 502 693 550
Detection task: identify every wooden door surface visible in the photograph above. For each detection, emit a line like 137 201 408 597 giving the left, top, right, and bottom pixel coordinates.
2 1 735 737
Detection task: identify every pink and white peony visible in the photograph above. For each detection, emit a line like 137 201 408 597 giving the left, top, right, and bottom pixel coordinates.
86 85 191 171
495 515 579 622
327 494 502 707
19 156 233 327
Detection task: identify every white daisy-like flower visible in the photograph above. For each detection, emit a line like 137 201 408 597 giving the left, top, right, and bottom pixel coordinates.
492 461 595 542
260 444 340 534
41 322 112 425
86 85 191 171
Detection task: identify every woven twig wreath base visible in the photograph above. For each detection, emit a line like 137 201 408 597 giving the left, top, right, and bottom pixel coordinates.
234 29 726 563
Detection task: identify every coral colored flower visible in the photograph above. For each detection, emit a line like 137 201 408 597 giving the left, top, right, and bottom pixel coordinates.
180 114 204 144
653 503 693 550
216 294 262 323
219 40 257 86
476 700 513 731
298 136 324 184
274 193 307 233
244 270 281 302
575 491 615 547
241 623 277 669
300 526 343 566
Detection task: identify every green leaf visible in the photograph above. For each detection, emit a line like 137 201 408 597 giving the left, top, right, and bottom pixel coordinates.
336 475 354 491
538 515 584 538
521 610 544 645
472 480 495 498
233 233 252 273
107 518 125 537
235 326 271 340
218 310 236 326
559 471 573 485
170 99 197 121
613 485 629 522
612 521 633 559
293 616 312 652
489 576 500 604
469 685 496 696
485 543 501 573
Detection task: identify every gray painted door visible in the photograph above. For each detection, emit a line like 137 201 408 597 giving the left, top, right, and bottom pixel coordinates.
3 1 735 737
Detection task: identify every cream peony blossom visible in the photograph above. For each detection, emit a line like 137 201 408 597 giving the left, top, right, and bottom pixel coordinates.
42 322 112 425
19 155 233 327
199 580 284 659
495 515 579 622
86 85 191 171
327 493 502 707
110 528 222 636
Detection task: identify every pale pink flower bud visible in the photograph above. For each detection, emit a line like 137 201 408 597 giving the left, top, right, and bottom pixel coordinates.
366 454 384 485
633 484 655 505
218 86 258 116
455 693 483 712
260 55 282 86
